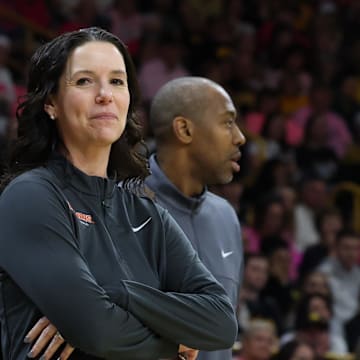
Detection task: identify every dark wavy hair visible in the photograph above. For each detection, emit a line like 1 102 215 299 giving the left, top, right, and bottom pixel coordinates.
294 293 332 331
272 339 314 360
1 27 149 190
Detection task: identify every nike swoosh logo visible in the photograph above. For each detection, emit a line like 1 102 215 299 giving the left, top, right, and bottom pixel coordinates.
221 250 233 258
131 217 152 232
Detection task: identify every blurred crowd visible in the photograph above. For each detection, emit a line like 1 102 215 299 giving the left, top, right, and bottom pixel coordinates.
0 0 360 359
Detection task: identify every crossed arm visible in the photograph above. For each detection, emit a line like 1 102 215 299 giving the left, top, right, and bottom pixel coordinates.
25 318 198 360
0 180 237 359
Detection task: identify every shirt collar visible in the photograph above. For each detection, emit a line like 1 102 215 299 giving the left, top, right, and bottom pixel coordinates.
146 154 206 212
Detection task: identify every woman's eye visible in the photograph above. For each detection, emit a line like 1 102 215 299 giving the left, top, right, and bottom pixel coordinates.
76 78 92 86
111 78 125 86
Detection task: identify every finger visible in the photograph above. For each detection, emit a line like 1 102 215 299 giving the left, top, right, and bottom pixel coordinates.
24 317 50 343
58 344 75 360
189 350 199 360
27 324 57 358
183 349 198 360
179 344 193 352
40 332 65 360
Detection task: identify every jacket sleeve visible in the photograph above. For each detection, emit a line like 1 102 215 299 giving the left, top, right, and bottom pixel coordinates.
0 178 178 360
122 206 238 350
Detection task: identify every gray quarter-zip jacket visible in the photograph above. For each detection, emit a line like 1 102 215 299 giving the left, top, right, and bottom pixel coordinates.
0 155 238 359
145 154 243 360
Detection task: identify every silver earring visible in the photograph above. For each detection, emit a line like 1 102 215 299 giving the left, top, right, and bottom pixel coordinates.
50 114 55 120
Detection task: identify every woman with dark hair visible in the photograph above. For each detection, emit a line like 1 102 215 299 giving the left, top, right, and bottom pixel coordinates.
0 27 237 359
294 113 339 184
298 207 343 281
280 293 348 356
273 339 315 360
2 26 144 187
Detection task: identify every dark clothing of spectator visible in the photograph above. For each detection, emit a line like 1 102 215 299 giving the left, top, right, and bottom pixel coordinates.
298 244 328 281
261 275 296 319
345 312 360 352
240 297 284 336
295 145 339 183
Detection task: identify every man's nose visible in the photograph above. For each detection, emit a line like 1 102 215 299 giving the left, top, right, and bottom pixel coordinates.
233 125 246 146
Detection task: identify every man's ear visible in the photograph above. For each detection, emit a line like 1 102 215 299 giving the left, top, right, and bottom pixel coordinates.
172 116 193 144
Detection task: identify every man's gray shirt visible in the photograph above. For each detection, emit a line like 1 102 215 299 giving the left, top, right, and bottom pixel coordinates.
317 257 360 337
146 154 243 360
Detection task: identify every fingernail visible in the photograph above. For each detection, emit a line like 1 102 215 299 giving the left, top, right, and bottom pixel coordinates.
24 336 30 343
39 356 45 360
27 350 34 358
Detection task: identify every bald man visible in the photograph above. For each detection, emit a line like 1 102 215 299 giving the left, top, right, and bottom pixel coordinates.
145 77 246 360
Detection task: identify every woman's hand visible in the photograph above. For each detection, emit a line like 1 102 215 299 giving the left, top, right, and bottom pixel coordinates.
25 318 199 360
178 344 199 360
24 316 74 359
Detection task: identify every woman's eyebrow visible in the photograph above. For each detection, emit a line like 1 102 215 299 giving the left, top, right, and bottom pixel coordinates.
70 69 127 77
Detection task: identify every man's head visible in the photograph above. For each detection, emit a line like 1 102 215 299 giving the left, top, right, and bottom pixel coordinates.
241 319 277 360
262 237 291 282
298 175 328 211
243 253 269 292
334 229 360 271
150 77 246 188
302 271 331 297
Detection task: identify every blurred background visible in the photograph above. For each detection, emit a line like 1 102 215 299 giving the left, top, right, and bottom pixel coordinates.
0 1 360 359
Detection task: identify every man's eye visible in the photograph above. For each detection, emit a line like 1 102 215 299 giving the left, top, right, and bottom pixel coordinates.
227 119 234 127
76 78 92 86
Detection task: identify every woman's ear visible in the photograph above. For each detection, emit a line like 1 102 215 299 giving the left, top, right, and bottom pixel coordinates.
172 116 193 144
44 97 57 120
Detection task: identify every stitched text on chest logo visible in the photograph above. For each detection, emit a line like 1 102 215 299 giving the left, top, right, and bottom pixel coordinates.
221 250 233 258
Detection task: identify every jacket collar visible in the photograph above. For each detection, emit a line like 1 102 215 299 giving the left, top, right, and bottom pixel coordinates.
48 153 116 199
146 154 206 212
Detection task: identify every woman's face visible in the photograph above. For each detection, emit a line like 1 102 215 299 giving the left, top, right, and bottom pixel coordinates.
303 273 329 296
321 214 343 237
47 41 130 155
309 296 331 320
263 203 284 233
244 329 276 360
291 344 315 360
266 115 285 140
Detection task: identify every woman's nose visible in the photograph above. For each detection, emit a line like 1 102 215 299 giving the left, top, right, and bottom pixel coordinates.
95 87 113 104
